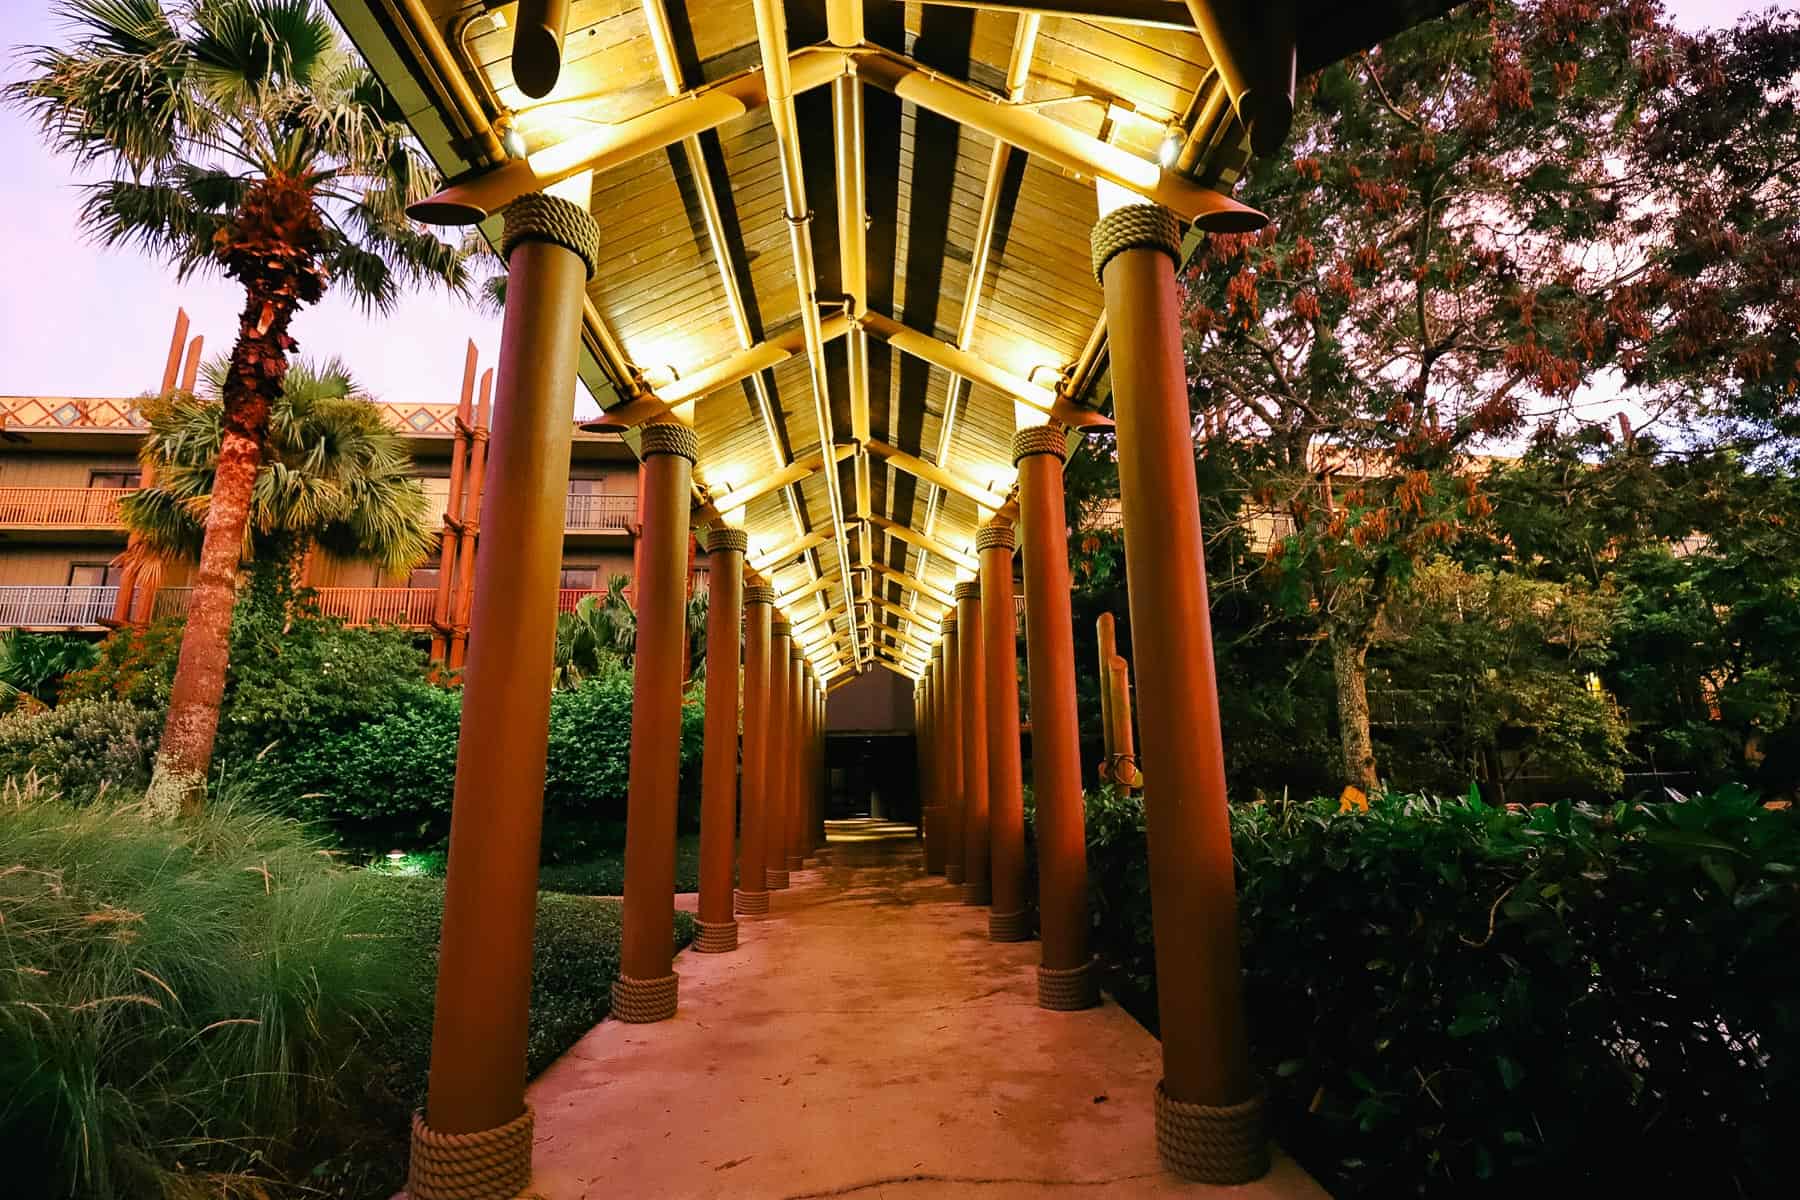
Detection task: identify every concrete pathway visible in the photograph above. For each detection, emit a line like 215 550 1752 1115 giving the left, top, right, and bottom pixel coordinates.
525 820 1325 1199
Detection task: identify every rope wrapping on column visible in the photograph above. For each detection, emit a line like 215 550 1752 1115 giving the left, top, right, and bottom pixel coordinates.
785 853 804 870
1153 1082 1271 1184
692 918 739 953
733 887 770 915
1090 203 1182 282
988 908 1032 942
1037 961 1099 1011
940 613 957 633
501 193 599 281
610 971 679 1023
976 522 1016 552
1012 425 1069 465
407 1106 536 1200
744 584 778 606
765 866 790 890
706 526 749 554
770 619 792 638
954 580 980 601
946 863 965 885
640 422 699 463
961 880 991 906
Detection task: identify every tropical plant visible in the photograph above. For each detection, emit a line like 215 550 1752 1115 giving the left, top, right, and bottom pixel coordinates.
552 576 636 689
7 0 469 814
123 355 435 575
0 630 100 713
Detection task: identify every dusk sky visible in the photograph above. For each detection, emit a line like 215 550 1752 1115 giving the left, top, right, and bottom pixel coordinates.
0 1 1763 414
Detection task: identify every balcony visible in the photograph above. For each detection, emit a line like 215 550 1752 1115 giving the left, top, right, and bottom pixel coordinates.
0 585 119 628
564 493 635 533
0 486 132 529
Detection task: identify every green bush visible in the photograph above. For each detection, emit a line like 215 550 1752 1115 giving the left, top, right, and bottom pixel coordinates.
0 698 162 801
535 833 704 895
1074 785 1798 1198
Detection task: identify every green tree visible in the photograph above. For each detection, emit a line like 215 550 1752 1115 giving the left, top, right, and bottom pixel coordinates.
8 0 468 813
123 356 434 577
552 577 636 690
0 632 100 714
1181 0 1680 791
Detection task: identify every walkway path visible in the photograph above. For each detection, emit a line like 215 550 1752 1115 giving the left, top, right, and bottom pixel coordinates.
525 819 1324 1199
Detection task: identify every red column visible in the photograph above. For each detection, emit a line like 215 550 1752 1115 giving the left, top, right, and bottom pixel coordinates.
694 526 746 953
1096 202 1265 1181
923 654 944 871
736 579 775 916
1013 425 1097 1011
784 644 806 871
980 520 1029 941
956 579 990 905
765 617 793 890
942 612 965 886
613 421 698 1023
415 193 595 1191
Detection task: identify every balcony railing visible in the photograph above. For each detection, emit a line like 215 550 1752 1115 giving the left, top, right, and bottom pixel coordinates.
0 486 132 528
0 585 119 627
564 493 635 532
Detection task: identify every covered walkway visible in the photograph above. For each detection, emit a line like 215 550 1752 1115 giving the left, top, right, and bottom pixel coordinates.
526 819 1323 1199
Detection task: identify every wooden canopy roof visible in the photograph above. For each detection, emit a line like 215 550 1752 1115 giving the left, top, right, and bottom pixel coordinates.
329 0 1457 685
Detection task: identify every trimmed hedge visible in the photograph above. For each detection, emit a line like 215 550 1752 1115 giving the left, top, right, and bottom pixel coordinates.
1076 786 1798 1198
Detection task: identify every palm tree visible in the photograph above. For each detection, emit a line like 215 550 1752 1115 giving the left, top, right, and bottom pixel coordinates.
9 0 469 813
552 577 637 690
123 355 435 578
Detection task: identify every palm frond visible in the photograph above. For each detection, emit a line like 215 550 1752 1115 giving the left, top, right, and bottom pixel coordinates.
77 177 224 276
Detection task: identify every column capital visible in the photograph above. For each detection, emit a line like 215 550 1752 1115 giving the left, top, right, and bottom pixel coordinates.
977 520 1016 553
954 580 980 602
502 192 599 280
641 421 700 464
940 612 957 633
1012 424 1069 465
770 618 792 638
705 525 749 555
1090 203 1181 282
744 582 777 607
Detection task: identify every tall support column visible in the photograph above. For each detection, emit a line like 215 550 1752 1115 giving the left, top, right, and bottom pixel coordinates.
694 526 747 953
1013 425 1097 1012
614 421 700 1024
785 644 806 871
736 580 776 915
980 521 1029 940
765 617 793 890
956 579 990 905
1094 203 1265 1182
923 654 945 872
942 614 966 886
413 194 597 1197
810 677 826 847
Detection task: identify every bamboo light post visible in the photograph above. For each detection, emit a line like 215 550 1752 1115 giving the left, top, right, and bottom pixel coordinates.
1107 654 1142 792
765 616 793 890
614 421 699 1023
430 343 478 662
1094 201 1265 1182
1097 611 1118 781
955 579 990 906
979 521 1029 940
411 193 596 1196
736 578 776 916
447 370 493 671
112 309 188 627
694 526 747 953
941 612 966 886
1014 425 1096 1011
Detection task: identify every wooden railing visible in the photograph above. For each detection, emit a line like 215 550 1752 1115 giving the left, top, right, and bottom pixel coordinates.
0 486 132 528
312 587 438 626
0 585 119 627
564 493 635 532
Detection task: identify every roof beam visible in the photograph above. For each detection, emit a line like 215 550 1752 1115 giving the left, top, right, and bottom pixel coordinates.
852 47 1264 232
870 562 958 610
751 529 832 573
857 313 1112 430
864 439 1009 512
866 514 977 573
794 601 850 637
777 573 835 608
890 1 1191 30
708 443 855 515
408 47 849 224
587 315 851 428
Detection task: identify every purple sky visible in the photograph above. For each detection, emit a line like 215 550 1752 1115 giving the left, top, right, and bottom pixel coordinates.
0 1 1760 411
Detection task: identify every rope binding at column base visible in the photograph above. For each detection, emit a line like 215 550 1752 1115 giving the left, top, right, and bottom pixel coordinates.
408 1105 536 1200
1037 960 1099 1011
692 919 738 953
610 971 679 1023
785 854 804 871
946 863 965 885
765 867 790 890
734 888 769 915
988 908 1032 942
961 881 991 906
1154 1081 1271 1184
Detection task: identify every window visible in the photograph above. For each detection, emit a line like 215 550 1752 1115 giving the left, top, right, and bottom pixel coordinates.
560 567 598 591
408 567 441 591
68 561 123 587
89 470 141 489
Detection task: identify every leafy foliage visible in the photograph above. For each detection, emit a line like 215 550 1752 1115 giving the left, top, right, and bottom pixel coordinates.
0 631 100 713
0 699 162 801
1073 786 1799 1198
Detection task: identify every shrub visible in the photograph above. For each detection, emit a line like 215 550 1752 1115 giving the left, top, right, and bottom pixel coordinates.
1074 785 1799 1198
0 698 161 801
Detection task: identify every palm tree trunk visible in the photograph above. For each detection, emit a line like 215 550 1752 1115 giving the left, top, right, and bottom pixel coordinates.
1330 625 1379 794
147 179 322 817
